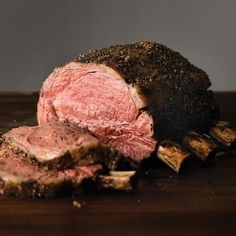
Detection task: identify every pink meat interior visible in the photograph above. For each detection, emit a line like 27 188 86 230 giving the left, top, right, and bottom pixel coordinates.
37 62 156 161
3 122 100 163
0 145 102 184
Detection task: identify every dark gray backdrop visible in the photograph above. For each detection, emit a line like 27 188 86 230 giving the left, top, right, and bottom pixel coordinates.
0 0 235 91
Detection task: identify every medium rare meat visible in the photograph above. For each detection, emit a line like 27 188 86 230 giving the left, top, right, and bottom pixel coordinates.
0 142 102 198
38 63 156 161
3 122 128 170
37 41 219 162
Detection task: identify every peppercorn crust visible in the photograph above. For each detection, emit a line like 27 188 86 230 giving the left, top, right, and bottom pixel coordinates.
72 41 219 140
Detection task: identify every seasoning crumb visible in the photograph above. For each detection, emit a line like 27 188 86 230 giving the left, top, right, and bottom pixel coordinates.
124 55 130 62
73 200 82 208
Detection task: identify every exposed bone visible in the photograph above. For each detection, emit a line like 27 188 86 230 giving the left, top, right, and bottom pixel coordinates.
209 122 236 148
183 131 218 161
97 171 136 192
217 121 231 127
157 140 191 173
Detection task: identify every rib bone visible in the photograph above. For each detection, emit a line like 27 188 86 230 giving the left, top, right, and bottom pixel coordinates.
97 171 136 192
209 122 236 148
183 131 218 161
157 140 191 173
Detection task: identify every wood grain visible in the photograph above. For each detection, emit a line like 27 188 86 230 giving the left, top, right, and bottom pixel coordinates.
0 92 235 236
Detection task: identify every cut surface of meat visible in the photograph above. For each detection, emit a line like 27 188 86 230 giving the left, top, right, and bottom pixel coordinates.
38 63 156 161
37 41 219 162
3 122 123 170
0 143 102 198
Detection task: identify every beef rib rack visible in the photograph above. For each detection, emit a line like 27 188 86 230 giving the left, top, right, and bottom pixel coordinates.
37 41 220 167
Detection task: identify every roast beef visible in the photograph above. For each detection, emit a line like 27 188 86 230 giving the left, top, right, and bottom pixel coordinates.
3 122 129 170
37 41 218 162
0 142 102 198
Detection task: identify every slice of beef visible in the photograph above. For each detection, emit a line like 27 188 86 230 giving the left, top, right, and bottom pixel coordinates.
3 122 129 170
0 143 102 198
37 41 218 162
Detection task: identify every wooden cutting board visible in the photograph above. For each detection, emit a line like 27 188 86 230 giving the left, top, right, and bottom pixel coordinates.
0 92 235 236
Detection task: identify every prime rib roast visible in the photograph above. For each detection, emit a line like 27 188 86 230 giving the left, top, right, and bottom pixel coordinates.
0 122 134 197
2 122 126 170
37 41 219 162
0 41 235 198
0 142 102 198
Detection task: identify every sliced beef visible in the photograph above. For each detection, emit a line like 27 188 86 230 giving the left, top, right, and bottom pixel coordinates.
3 122 129 170
37 41 219 162
0 143 102 198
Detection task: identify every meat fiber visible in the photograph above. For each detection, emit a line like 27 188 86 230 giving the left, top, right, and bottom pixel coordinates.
37 41 219 162
3 122 127 170
0 142 102 198
37 63 156 161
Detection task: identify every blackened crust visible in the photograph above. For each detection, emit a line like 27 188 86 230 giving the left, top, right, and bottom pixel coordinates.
73 41 210 91
72 41 219 140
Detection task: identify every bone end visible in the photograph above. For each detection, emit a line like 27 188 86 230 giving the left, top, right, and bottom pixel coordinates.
97 171 136 192
209 122 236 148
183 132 218 162
157 140 191 173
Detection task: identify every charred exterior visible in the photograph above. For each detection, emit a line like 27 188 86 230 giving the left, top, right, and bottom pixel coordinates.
74 41 219 141
0 142 102 198
3 122 131 171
